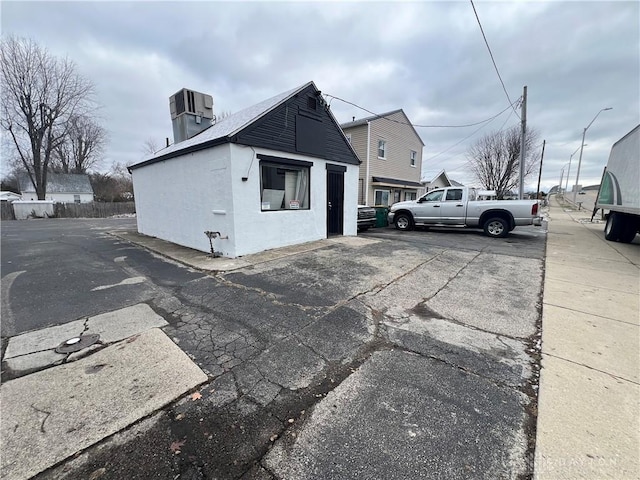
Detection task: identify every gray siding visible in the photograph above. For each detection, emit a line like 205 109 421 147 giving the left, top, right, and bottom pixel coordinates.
369 110 423 183
343 110 424 205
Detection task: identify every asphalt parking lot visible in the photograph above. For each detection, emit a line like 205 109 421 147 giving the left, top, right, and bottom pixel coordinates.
1 219 546 479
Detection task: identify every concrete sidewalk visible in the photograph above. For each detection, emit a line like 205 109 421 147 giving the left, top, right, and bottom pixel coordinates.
535 196 639 479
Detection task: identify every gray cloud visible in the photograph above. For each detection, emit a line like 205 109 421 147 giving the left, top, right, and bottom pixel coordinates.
2 1 638 192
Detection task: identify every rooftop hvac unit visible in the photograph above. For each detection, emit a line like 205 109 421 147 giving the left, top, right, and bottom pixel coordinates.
169 88 215 143
169 88 214 120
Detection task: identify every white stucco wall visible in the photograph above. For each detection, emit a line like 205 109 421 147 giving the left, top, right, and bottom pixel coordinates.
132 143 358 258
229 145 356 256
132 144 236 256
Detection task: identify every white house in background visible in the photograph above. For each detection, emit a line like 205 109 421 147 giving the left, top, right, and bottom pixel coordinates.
18 173 94 203
0 191 21 202
128 81 360 258
423 169 464 191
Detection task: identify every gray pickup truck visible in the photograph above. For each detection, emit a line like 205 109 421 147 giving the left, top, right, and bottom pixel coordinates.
387 186 542 238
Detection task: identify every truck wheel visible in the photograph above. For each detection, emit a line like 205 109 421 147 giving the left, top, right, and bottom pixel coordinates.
395 213 413 231
619 220 638 243
604 212 623 241
483 217 508 238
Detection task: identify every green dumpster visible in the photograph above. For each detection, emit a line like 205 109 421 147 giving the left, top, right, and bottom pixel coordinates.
375 207 389 227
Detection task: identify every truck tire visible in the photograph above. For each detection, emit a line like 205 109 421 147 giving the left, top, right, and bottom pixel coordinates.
395 213 413 231
619 223 638 243
483 217 509 238
604 212 624 241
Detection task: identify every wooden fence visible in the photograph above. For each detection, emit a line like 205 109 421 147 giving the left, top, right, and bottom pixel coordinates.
1 201 135 220
1 202 16 220
53 202 136 218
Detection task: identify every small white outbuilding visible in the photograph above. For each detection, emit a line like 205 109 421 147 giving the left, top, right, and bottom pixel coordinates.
129 81 360 258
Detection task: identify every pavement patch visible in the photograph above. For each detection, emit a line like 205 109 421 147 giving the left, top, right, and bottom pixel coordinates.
0 328 207 480
4 319 86 359
254 336 327 390
83 303 168 343
3 304 168 378
385 316 532 387
265 349 529 479
426 253 542 338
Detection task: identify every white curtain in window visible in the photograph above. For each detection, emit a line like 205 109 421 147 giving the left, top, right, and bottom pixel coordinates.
295 170 309 208
283 169 309 209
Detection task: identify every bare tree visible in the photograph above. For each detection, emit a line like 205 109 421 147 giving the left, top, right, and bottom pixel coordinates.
52 114 107 173
89 163 133 202
466 126 539 199
142 137 159 155
1 36 96 199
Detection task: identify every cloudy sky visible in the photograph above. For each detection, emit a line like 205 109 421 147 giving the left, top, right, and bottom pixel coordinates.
2 0 638 192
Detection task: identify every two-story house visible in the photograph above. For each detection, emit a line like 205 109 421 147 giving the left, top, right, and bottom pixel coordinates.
341 109 424 206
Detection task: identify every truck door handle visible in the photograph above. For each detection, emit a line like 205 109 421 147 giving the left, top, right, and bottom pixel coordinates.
433 205 440 208
456 204 464 207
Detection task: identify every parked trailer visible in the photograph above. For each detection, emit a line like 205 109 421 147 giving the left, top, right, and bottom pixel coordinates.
594 124 640 243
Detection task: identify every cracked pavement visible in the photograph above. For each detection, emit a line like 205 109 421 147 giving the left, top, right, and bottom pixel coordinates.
1 219 546 479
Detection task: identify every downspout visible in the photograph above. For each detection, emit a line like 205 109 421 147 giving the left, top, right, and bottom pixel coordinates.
365 121 371 205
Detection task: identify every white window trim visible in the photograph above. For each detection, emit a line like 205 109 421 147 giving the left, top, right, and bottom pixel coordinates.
377 139 386 159
374 188 390 206
410 150 417 167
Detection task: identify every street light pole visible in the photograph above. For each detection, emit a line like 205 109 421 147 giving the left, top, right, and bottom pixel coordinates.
559 162 569 196
565 145 584 196
573 107 612 203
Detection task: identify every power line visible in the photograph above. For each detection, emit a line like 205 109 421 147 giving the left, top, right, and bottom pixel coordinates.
425 101 518 163
325 93 521 129
469 0 521 119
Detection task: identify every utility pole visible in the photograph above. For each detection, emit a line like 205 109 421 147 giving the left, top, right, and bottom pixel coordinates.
536 139 545 199
518 85 527 200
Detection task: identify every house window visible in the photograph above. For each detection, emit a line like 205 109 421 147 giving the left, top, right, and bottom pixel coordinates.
393 190 401 204
260 162 310 211
374 189 390 206
378 139 386 159
404 192 417 201
345 133 352 144
410 150 417 167
73 195 81 204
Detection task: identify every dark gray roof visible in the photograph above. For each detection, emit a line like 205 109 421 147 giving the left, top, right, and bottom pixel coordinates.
19 173 93 194
450 179 464 187
371 176 423 188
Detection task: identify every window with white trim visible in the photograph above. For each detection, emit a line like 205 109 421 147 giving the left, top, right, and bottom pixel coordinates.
374 189 390 206
260 162 310 211
378 139 386 159
73 195 81 204
410 150 417 167
404 191 417 201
